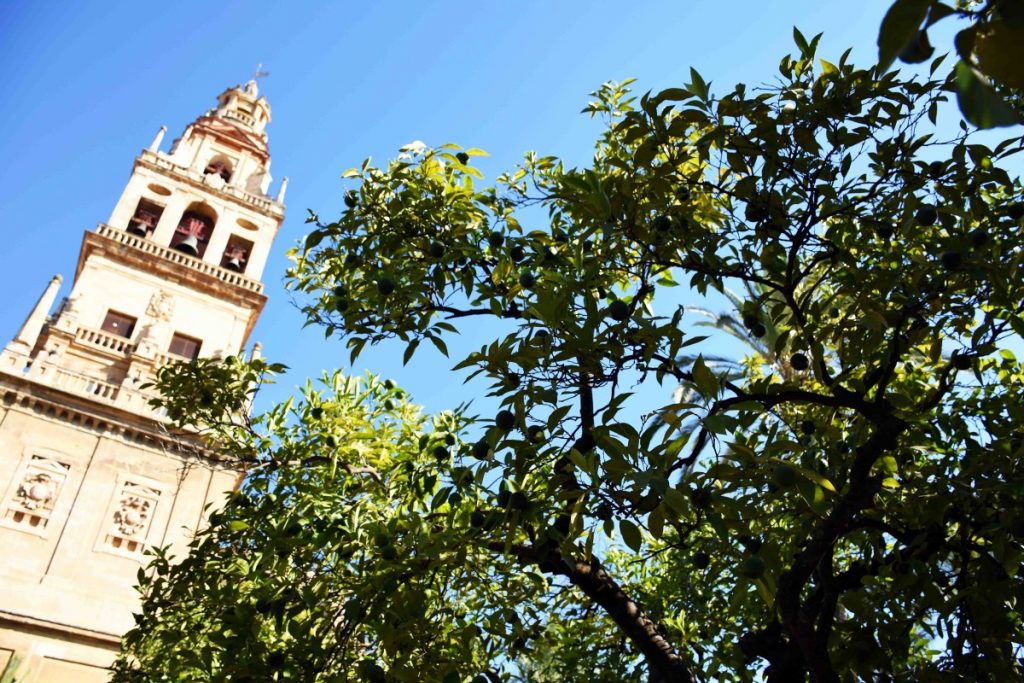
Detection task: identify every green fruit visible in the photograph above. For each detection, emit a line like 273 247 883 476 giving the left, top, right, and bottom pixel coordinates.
510 244 526 262
608 300 630 322
472 439 491 459
383 399 395 411
595 502 613 520
356 660 387 683
497 490 511 508
268 651 286 668
496 409 516 431
916 203 938 226
456 151 470 164
745 200 767 223
448 491 462 506
380 545 398 561
373 531 390 547
772 463 799 488
742 313 758 329
675 186 691 202
510 491 530 510
691 487 713 510
941 251 962 271
741 536 763 553
573 433 595 453
692 551 710 569
470 510 486 528
738 554 767 579
872 220 894 239
750 322 767 338
344 191 358 209
487 230 505 249
953 353 972 370
800 419 815 435
519 271 537 289
898 29 934 64
444 433 456 446
333 285 347 299
790 353 809 371
376 277 395 296
1007 202 1024 221
927 161 945 179
344 251 360 266
969 228 989 247
527 425 545 444
653 214 672 231
428 241 446 258
433 445 450 462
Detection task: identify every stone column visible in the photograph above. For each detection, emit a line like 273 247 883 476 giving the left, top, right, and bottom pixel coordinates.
276 177 289 204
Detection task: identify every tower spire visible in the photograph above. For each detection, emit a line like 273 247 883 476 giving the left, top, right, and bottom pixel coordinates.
5 274 62 357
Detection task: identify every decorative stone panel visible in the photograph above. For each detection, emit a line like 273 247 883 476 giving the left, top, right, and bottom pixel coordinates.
98 479 162 557
1 455 71 535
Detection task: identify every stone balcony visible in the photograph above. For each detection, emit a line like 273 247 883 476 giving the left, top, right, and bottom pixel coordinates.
0 347 168 422
94 224 264 295
137 150 284 219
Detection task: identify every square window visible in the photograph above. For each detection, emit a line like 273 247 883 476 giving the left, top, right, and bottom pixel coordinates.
101 311 136 338
168 333 201 360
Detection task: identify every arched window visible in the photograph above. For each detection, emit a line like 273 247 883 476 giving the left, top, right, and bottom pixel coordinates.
170 202 217 257
203 155 233 183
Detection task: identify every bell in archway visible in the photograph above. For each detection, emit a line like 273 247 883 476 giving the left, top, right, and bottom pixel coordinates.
126 220 148 237
224 257 243 272
175 235 199 256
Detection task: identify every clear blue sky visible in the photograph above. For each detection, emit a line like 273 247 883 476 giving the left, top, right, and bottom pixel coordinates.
0 0 977 416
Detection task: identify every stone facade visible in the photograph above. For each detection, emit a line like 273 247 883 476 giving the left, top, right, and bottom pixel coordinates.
0 81 285 682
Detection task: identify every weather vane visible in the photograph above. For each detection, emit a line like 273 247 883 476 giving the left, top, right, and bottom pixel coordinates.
254 63 270 81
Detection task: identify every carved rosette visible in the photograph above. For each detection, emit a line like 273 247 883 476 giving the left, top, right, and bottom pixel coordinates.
113 494 152 537
3 455 70 532
103 481 161 554
14 473 57 511
146 290 175 322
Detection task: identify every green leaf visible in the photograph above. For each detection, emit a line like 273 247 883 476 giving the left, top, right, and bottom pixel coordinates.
619 519 643 552
793 27 810 56
954 60 1022 129
877 0 930 72
304 230 326 253
403 339 421 365
692 355 719 397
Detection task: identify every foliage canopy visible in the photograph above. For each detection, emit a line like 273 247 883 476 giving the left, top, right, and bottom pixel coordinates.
115 33 1024 683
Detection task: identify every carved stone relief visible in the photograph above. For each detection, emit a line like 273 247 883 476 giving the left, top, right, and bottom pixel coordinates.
101 481 161 555
2 455 70 533
145 290 175 322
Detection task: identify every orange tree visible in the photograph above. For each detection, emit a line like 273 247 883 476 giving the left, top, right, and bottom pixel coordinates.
115 35 1024 682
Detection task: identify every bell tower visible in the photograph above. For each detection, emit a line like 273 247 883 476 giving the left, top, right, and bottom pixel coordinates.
0 81 286 682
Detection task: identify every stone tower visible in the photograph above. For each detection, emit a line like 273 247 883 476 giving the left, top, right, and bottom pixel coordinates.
0 81 286 682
